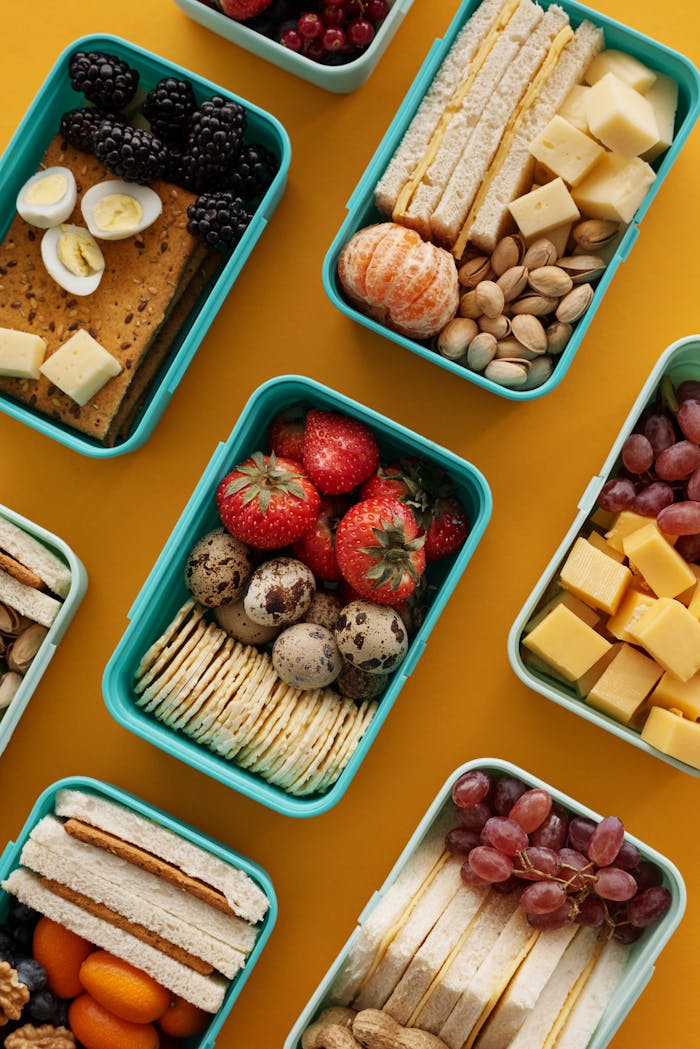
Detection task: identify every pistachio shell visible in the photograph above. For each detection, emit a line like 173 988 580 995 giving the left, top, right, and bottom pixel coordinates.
458 255 491 288
510 314 548 354
491 234 525 276
556 283 594 324
475 280 505 319
510 293 558 317
572 218 620 252
522 238 557 270
437 318 478 361
555 255 606 285
467 332 497 371
495 338 539 362
528 266 573 297
479 314 511 339
459 289 482 319
496 265 529 303
484 359 529 388
0 603 22 635
7 623 48 674
546 321 573 355
0 671 22 710
521 356 554 390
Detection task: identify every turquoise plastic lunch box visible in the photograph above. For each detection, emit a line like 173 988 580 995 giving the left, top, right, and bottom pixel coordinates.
0 34 290 458
322 0 700 400
0 775 277 1049
284 757 686 1049
508 335 700 776
0 505 87 759
171 0 416 93
102 375 492 817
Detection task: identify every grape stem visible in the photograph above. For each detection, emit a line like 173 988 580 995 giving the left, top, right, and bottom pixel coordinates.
512 851 598 890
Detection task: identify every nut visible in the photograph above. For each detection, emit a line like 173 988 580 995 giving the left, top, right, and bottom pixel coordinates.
0 961 30 1023
495 337 538 361
353 1009 449 1049
302 1008 359 1049
467 332 497 371
523 237 557 270
437 318 478 361
521 355 554 391
528 266 573 297
475 280 505 319
510 314 548 355
556 283 594 323
0 603 22 635
0 672 22 711
496 265 528 303
458 289 481 320
458 255 491 287
556 255 606 285
5 1025 76 1049
478 314 511 339
546 321 573 355
572 218 620 252
490 234 525 276
510 292 558 317
6 624 48 674
484 359 529 388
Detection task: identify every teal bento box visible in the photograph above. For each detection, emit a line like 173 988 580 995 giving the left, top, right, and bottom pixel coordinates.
0 505 87 759
284 757 686 1049
508 335 700 777
171 0 415 93
0 34 290 458
0 775 277 1048
102 375 492 817
322 0 700 400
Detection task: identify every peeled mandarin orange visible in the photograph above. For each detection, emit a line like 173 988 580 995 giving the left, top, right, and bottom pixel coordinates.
32 917 94 998
69 993 160 1049
157 995 209 1038
336 222 387 301
79 950 170 1024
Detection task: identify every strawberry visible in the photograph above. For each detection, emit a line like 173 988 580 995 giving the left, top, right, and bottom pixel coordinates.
216 452 320 550
359 458 433 530
268 407 307 462
219 0 274 20
302 409 380 495
291 496 349 581
424 497 470 561
335 497 426 605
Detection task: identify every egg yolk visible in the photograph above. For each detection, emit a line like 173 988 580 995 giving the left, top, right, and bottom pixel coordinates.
25 172 68 206
93 193 143 232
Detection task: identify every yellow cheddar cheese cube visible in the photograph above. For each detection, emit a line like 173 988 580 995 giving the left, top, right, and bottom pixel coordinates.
572 153 655 224
559 536 632 614
641 74 678 162
605 511 656 553
525 589 601 633
586 530 625 563
584 73 659 156
584 50 657 93
650 671 700 721
522 603 612 683
574 642 623 698
606 588 658 642
623 524 696 599
559 84 592 133
522 650 571 689
590 507 616 531
529 116 605 188
641 707 700 770
508 178 581 240
629 598 700 682
678 565 700 614
586 643 663 724
689 585 700 621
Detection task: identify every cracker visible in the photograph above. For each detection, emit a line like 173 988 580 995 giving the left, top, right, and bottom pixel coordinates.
159 634 234 726
135 601 201 688
263 690 327 785
187 648 260 743
152 624 226 720
206 656 273 757
0 550 44 590
307 699 363 793
217 661 280 759
136 619 208 712
236 682 300 769
277 692 342 790
167 638 245 732
287 695 349 794
317 700 378 792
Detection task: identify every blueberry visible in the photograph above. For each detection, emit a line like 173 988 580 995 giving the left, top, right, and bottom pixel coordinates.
0 928 13 952
16 957 47 993
26 989 59 1024
9 900 39 925
0 946 15 966
52 997 70 1027
11 925 34 954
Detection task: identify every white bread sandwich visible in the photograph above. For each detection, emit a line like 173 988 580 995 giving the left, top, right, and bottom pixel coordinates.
0 569 62 628
0 512 72 599
552 938 629 1049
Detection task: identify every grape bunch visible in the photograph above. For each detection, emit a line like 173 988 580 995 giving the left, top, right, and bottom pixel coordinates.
445 769 672 941
599 377 700 562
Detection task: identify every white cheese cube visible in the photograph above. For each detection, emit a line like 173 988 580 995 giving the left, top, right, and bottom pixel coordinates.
40 329 121 406
559 84 592 133
585 73 659 156
0 327 47 379
508 178 580 240
641 73 679 162
585 50 657 93
572 153 655 223
529 116 605 187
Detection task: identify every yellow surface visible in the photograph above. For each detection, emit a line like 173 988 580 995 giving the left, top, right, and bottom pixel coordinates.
0 1 698 1047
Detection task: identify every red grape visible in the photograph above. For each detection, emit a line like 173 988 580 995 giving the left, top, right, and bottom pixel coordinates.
627 886 672 927
594 866 638 901
612 922 643 944
492 874 521 895
513 846 560 882
644 413 676 454
687 468 700 502
657 500 700 535
676 532 700 562
634 859 664 893
482 816 528 856
452 769 492 808
567 816 596 854
655 441 700 481
622 433 654 473
456 801 493 831
527 902 571 929
445 827 480 855
468 846 513 884
574 896 606 927
558 848 596 891
632 481 674 516
509 789 552 833
530 804 568 850
493 775 528 815
678 380 700 402
460 861 489 887
614 840 641 871
587 816 625 866
520 880 567 915
678 399 700 442
598 477 635 512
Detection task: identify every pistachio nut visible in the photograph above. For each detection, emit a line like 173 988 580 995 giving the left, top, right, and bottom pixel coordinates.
479 313 511 339
528 265 573 298
484 359 529 388
490 234 525 276
475 280 505 319
510 314 548 355
459 289 482 320
555 255 606 285
0 671 22 711
495 338 539 362
458 255 491 288
572 218 620 253
467 332 498 372
7 624 48 674
556 283 594 324
0 602 22 635
522 238 557 271
496 265 529 303
546 321 573 355
510 292 558 317
521 355 554 390
437 318 478 361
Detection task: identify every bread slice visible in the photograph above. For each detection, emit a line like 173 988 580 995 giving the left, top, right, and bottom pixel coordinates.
53 788 269 924
2 868 229 1013
0 568 62 627
0 514 71 598
430 4 570 247
552 939 629 1049
467 20 604 252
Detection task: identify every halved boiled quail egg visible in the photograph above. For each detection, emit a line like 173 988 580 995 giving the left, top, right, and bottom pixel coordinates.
81 180 162 241
41 224 105 296
16 167 77 229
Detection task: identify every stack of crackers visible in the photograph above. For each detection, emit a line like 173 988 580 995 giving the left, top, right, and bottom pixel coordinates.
134 601 378 797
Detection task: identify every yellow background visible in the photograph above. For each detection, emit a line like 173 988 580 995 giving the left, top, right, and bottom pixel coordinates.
1 0 699 1045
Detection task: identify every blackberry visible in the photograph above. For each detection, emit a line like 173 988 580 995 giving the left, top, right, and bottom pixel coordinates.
187 191 252 252
183 96 247 191
69 50 139 112
59 107 109 153
143 77 197 143
227 143 277 202
94 120 166 184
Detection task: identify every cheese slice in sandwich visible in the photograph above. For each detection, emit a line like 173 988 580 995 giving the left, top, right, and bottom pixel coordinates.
0 514 71 599
54 788 269 924
439 907 539 1049
552 939 629 1049
331 810 454 1006
430 4 571 248
466 19 604 253
383 882 490 1025
401 0 544 240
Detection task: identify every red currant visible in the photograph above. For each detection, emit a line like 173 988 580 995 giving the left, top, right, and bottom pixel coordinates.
322 26 347 50
280 27 303 51
366 0 389 20
298 11 323 39
304 37 327 60
348 17 375 47
344 0 363 18
322 5 346 26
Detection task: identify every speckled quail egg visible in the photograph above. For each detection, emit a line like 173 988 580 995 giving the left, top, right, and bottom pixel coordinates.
185 528 254 608
303 591 344 632
16 167 77 229
272 624 343 690
214 598 279 645
81 180 163 241
336 662 388 701
334 600 408 674
244 557 316 627
41 224 105 295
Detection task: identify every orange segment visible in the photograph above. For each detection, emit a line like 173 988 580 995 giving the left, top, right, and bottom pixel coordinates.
32 916 94 999
363 225 422 301
79 950 170 1024
337 223 388 302
158 994 209 1038
383 240 439 314
69 993 159 1049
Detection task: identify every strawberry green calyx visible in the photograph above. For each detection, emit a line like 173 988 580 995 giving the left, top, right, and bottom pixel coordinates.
360 513 426 591
224 451 309 515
